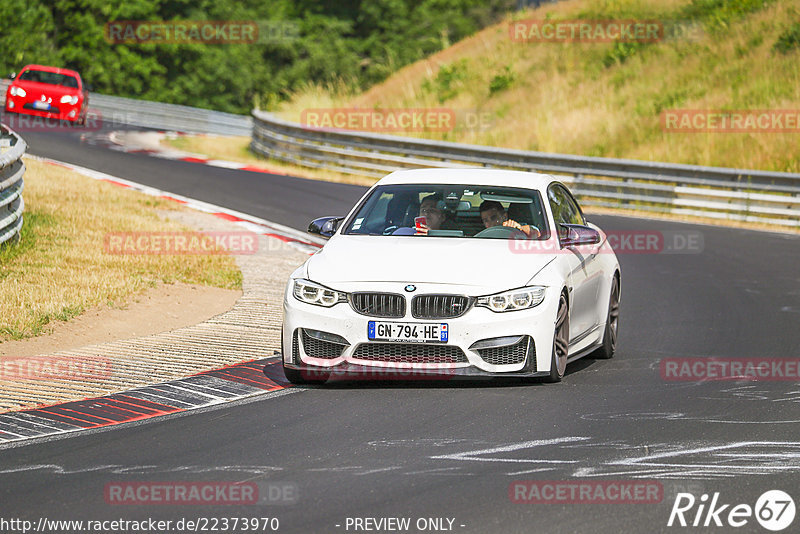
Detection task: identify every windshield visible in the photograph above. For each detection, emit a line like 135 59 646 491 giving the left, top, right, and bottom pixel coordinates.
343 184 550 239
18 69 79 88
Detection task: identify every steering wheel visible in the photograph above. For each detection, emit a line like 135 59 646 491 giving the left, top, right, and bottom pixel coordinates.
382 225 399 235
473 225 527 239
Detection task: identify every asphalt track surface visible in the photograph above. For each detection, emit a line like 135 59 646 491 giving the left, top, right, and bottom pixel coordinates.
2 127 799 533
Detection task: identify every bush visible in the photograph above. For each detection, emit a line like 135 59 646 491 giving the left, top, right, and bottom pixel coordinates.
774 22 800 54
489 66 515 95
423 60 470 103
602 42 645 68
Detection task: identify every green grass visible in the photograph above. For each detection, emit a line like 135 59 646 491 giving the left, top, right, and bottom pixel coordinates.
0 211 56 267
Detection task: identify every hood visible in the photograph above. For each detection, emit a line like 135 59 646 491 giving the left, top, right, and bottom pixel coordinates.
305 235 555 293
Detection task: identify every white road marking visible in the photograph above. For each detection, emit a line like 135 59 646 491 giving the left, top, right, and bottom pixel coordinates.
0 464 284 475
429 436 590 463
506 467 559 476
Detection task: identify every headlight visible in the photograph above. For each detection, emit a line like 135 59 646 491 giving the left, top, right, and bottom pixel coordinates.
292 279 347 307
476 286 546 312
9 86 26 97
60 95 79 105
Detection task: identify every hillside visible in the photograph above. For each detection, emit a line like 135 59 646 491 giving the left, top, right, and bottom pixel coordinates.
278 0 800 173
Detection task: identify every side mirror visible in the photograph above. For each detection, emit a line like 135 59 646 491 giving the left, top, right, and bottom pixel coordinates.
84 83 94 92
9 72 16 80
308 216 344 239
560 224 601 247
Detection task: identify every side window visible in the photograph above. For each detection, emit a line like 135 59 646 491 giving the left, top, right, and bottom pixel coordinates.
549 185 583 224
564 188 584 226
548 187 564 226
548 184 584 238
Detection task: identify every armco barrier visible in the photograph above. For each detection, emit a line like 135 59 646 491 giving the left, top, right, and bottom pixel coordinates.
88 93 251 136
1 79 250 136
0 123 26 246
250 109 800 228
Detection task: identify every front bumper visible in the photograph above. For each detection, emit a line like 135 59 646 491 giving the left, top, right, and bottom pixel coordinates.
5 97 83 122
282 283 558 379
282 361 551 381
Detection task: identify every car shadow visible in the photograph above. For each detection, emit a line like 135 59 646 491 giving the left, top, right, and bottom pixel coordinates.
268 356 600 389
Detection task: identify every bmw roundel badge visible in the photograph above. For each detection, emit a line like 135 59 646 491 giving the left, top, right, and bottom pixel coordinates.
404 284 416 292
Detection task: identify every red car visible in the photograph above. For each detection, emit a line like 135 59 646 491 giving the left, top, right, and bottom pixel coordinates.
5 64 89 124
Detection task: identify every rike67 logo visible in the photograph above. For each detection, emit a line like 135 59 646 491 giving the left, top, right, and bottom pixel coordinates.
668 490 795 531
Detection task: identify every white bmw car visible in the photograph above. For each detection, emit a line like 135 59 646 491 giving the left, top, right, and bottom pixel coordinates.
282 169 620 383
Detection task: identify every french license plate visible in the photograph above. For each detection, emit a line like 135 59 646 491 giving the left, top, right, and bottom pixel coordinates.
368 321 448 343
33 101 50 110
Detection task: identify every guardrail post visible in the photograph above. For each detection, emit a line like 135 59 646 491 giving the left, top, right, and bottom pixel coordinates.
620 175 631 208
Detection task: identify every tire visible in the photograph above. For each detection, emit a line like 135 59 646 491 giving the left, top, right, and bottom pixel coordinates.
544 292 569 383
592 275 620 360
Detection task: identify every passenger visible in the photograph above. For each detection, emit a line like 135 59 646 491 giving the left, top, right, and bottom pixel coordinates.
415 194 458 235
479 200 540 238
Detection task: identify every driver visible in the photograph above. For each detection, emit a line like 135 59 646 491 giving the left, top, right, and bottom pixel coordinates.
479 200 539 238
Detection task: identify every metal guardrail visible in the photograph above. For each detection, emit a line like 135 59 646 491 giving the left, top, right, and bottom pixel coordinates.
1 79 251 136
89 93 252 136
0 123 26 246
251 110 800 228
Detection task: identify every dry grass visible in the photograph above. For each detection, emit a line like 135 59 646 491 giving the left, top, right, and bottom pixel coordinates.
279 0 800 173
0 158 242 341
162 134 377 186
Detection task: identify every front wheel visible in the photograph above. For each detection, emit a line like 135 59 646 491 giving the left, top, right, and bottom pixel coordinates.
544 293 569 383
592 276 619 360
